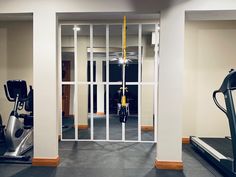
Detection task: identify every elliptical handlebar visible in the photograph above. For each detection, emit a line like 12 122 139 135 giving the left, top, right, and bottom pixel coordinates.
213 90 227 115
4 84 15 102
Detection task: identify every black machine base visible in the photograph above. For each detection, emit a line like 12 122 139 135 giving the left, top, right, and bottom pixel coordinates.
190 136 236 177
0 155 31 164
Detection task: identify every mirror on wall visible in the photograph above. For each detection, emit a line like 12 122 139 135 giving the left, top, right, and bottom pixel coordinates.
61 84 75 139
60 23 158 142
61 25 75 82
61 25 75 140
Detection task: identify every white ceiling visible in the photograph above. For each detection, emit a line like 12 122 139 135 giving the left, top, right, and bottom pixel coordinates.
186 10 236 21
58 12 160 21
0 12 159 22
1 10 236 21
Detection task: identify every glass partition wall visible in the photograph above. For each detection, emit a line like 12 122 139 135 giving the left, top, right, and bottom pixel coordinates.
59 23 159 142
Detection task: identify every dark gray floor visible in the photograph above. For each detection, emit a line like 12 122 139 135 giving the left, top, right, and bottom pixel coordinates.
62 115 154 141
0 142 225 177
0 115 225 177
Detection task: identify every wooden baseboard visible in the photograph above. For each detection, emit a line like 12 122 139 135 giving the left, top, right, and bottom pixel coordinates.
78 125 89 129
32 156 60 167
155 160 183 170
182 137 190 144
141 126 154 131
96 112 105 115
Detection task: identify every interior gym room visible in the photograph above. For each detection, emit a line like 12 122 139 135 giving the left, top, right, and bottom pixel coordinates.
1 1 236 177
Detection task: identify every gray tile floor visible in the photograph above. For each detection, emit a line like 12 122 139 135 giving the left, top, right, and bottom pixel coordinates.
62 115 154 141
0 142 224 177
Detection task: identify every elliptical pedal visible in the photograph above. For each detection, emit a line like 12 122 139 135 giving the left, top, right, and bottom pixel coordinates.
0 155 30 161
0 155 32 164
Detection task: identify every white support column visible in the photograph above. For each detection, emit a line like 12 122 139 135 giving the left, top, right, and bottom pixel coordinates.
156 6 184 169
106 24 109 140
33 11 59 164
90 24 94 140
96 60 104 114
138 24 141 142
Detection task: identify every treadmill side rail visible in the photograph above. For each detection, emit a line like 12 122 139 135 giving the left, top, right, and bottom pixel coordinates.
191 136 236 176
191 137 227 161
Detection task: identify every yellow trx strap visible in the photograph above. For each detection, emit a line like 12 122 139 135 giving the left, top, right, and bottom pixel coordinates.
122 16 127 107
123 16 127 63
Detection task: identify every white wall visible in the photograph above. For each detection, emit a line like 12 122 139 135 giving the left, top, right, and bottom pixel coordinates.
184 20 236 137
7 22 33 85
0 21 33 124
0 28 8 124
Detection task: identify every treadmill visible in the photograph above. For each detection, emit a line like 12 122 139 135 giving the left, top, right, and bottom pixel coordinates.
190 69 236 177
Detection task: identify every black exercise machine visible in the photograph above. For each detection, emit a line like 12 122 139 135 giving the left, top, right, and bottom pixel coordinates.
0 80 33 163
0 115 5 143
191 69 236 176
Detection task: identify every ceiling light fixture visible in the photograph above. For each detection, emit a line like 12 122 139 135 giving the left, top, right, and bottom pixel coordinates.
73 26 81 31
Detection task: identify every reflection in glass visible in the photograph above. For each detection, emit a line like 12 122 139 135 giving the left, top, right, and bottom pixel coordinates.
60 23 157 142
77 25 90 82
87 61 96 82
62 85 75 139
93 84 106 140
109 85 122 140
109 25 122 82
93 25 107 83
78 84 90 139
61 25 75 82
141 85 154 141
108 85 138 140
125 85 138 140
141 24 155 83
126 25 138 82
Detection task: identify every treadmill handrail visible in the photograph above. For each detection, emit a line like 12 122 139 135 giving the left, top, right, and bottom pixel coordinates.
213 90 227 115
215 69 236 173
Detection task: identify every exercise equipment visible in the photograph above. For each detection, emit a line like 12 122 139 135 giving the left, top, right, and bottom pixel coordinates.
119 16 129 123
0 115 5 143
190 69 236 176
0 80 33 162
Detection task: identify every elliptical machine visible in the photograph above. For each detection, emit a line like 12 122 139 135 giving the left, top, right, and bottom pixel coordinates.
0 80 33 162
0 114 5 143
